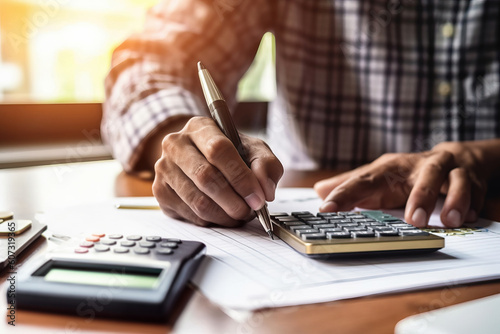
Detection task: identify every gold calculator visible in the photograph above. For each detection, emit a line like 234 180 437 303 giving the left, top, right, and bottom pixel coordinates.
270 211 444 257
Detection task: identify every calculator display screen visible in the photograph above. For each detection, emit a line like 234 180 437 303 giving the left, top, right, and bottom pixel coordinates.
44 267 162 289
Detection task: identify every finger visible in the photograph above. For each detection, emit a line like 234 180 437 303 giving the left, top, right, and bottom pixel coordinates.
173 144 253 221
153 177 211 227
318 170 385 212
167 163 247 227
440 168 471 228
242 135 284 201
188 118 266 210
466 175 487 223
405 152 455 228
314 170 354 200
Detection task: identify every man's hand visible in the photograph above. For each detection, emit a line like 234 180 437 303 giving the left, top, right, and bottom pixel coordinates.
153 116 283 227
313 141 497 228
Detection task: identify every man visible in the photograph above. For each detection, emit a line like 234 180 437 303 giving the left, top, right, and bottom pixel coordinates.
102 0 500 229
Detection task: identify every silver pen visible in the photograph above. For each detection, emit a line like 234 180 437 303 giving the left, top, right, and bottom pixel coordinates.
197 61 274 239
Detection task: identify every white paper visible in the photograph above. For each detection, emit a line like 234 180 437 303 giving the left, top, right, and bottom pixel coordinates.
40 188 500 311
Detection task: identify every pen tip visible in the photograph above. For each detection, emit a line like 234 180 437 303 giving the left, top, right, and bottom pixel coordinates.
268 230 274 240
197 61 205 71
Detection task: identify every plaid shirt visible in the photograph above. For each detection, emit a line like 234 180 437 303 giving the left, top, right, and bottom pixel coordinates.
103 0 500 172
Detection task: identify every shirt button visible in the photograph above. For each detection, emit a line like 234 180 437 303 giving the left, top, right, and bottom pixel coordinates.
438 81 452 96
442 23 454 38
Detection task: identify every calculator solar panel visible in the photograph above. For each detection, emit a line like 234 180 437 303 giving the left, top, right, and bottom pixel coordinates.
270 211 444 256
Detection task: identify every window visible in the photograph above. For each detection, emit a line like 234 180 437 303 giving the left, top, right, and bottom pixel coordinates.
0 0 275 103
0 0 275 167
0 0 159 103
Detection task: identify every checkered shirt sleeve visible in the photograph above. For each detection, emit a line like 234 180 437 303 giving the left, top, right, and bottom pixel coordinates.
102 0 272 172
103 0 500 172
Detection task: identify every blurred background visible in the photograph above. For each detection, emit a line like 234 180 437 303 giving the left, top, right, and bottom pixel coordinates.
0 0 275 167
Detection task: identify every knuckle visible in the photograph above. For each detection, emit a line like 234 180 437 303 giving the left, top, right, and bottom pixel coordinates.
414 185 439 198
436 150 455 165
356 172 377 185
228 164 253 188
185 116 206 130
191 194 216 219
162 132 181 152
204 137 232 162
192 163 217 189
424 161 445 174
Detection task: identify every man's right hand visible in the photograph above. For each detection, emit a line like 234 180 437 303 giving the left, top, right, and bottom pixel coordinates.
152 116 283 227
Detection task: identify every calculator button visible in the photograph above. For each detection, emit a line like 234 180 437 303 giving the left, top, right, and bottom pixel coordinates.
390 223 411 228
317 212 338 217
292 211 313 216
364 222 387 226
328 216 346 221
336 222 358 227
113 247 129 254
312 223 337 229
282 221 305 228
301 233 327 241
134 248 150 255
74 248 89 254
157 249 173 255
295 229 319 237
352 231 376 238
302 217 326 222
94 245 110 252
79 241 94 248
146 236 162 242
121 241 136 247
372 226 395 231
160 242 178 249
86 236 100 242
139 241 156 248
399 230 429 236
335 219 354 224
343 226 367 232
108 234 123 239
278 217 302 222
126 235 142 241
288 225 312 233
352 219 374 223
165 238 182 244
100 240 117 246
326 232 352 239
377 231 399 237
396 226 418 231
92 233 106 238
318 227 343 233
270 212 289 218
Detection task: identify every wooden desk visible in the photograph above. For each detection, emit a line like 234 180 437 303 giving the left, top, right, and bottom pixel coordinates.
1 161 500 333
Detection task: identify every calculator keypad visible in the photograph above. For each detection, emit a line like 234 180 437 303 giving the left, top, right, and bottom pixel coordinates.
74 234 182 256
271 211 428 241
269 210 444 256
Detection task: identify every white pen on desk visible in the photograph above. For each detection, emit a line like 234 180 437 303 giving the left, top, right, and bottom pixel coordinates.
115 204 161 210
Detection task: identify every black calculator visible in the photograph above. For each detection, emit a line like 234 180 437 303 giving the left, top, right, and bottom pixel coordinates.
270 211 444 257
12 233 206 321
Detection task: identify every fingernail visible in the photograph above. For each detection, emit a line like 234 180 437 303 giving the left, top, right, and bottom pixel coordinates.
320 201 338 212
245 193 264 211
446 209 462 227
412 207 427 227
267 178 276 201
